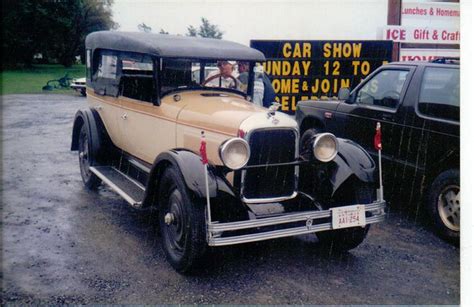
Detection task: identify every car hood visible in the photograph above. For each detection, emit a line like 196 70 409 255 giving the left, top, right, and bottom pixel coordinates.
298 99 342 111
176 91 275 136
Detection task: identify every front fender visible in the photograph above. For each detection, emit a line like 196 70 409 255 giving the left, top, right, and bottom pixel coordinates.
142 149 235 207
330 138 376 194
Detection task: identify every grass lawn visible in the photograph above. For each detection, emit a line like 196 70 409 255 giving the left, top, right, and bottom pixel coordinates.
1 64 86 95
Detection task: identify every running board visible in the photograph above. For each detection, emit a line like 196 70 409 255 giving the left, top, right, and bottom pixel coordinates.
90 166 145 208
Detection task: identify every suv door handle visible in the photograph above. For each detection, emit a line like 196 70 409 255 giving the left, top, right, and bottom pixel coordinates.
381 113 393 121
121 113 127 120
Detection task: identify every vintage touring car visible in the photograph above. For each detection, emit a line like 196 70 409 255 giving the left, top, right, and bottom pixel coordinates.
71 31 386 273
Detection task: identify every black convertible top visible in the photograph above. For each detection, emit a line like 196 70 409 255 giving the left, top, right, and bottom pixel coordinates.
86 31 266 61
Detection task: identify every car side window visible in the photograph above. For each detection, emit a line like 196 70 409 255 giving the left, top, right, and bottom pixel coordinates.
119 54 155 103
86 49 92 80
418 67 459 122
356 70 409 109
92 50 119 96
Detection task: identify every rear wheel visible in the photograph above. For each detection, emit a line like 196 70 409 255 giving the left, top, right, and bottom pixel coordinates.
317 183 372 251
159 166 207 273
427 169 460 241
78 125 101 189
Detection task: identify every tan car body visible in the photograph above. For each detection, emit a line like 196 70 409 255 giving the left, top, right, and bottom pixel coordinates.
71 32 385 272
87 88 297 167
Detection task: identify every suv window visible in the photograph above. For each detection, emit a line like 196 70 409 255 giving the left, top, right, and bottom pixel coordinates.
356 69 409 109
418 67 459 122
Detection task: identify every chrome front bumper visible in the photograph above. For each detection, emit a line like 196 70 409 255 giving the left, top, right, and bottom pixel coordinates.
207 201 386 246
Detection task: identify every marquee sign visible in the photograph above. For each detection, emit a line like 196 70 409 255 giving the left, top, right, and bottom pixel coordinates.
250 40 392 114
383 26 460 44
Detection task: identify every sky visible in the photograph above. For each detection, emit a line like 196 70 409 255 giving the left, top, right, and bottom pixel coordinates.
112 0 389 45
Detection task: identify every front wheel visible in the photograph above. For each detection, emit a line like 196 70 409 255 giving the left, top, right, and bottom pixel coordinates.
159 166 207 273
317 183 373 251
78 125 101 189
427 169 460 241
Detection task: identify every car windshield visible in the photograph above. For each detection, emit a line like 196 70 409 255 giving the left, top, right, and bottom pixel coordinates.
160 59 251 96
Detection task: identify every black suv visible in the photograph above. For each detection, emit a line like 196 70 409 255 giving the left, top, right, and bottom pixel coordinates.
296 59 460 240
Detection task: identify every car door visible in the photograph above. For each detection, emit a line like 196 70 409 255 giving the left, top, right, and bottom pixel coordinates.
335 66 415 174
403 65 459 181
87 50 124 149
117 55 183 164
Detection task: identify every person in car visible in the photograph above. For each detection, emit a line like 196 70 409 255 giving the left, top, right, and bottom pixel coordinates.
204 60 238 88
237 61 276 107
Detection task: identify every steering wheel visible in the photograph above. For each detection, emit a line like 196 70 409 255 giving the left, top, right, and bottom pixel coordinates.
383 90 400 100
202 73 238 89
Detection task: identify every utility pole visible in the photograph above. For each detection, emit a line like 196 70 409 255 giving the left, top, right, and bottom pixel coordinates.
387 0 402 61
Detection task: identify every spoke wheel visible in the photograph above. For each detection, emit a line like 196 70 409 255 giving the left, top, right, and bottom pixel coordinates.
78 125 101 189
159 166 207 273
162 189 187 259
317 182 372 252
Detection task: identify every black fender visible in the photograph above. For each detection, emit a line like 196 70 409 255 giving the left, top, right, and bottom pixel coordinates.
142 149 236 207
71 108 110 165
330 138 376 194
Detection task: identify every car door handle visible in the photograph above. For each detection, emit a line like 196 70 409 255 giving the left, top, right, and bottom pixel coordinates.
121 113 127 120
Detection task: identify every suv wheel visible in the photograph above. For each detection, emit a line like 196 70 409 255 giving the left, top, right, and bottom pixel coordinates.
78 125 101 189
317 183 372 251
428 169 460 240
159 166 207 273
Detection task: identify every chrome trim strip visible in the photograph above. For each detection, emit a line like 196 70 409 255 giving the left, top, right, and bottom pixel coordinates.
240 127 299 203
90 166 142 207
128 158 151 173
242 191 298 204
207 201 386 246
209 214 384 246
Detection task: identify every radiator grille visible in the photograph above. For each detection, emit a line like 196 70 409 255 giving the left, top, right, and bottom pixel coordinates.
242 129 297 200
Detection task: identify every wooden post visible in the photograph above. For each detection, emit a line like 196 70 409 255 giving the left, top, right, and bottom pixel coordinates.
387 0 402 61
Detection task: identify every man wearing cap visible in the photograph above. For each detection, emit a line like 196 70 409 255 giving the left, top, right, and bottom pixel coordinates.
205 60 238 88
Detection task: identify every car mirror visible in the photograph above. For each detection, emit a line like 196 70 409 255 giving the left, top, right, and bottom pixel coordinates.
338 88 350 101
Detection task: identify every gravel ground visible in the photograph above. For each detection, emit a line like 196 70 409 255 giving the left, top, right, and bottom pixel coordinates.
1 94 460 304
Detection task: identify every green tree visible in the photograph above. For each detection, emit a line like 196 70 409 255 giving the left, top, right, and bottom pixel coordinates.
1 0 116 68
186 18 223 39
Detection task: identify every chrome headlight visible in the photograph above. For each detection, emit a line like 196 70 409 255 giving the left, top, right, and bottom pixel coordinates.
313 133 338 162
219 138 251 170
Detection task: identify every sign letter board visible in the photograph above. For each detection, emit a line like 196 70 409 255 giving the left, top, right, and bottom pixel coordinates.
250 40 392 114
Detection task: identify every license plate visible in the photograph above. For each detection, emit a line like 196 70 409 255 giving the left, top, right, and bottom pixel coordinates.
331 205 366 229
